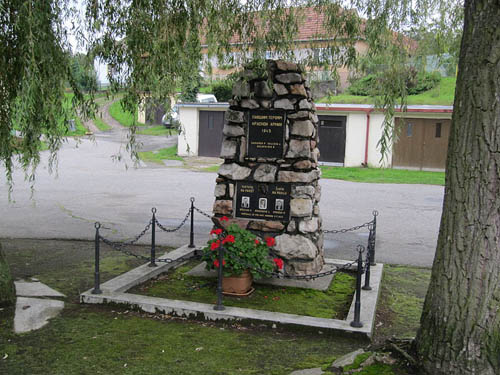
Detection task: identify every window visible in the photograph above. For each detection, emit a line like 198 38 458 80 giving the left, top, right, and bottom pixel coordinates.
435 122 442 138
407 123 413 137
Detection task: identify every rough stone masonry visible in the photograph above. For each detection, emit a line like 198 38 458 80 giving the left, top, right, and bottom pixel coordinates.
212 60 324 275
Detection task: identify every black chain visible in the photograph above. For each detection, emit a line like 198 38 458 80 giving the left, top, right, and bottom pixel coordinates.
99 235 200 264
154 209 191 232
104 220 152 248
222 251 359 281
193 206 213 220
323 220 374 234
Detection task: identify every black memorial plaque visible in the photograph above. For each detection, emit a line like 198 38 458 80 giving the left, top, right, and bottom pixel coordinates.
247 109 286 158
234 182 291 221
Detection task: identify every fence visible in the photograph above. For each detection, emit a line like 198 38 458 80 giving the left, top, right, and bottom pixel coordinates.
91 197 378 328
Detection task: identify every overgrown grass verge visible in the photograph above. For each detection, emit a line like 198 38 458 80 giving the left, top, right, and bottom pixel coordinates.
318 77 456 106
320 166 445 185
109 100 146 127
130 260 356 319
93 114 112 131
136 126 179 136
138 145 184 164
374 265 431 342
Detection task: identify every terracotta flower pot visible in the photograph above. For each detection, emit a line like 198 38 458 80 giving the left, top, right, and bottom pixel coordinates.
222 269 253 295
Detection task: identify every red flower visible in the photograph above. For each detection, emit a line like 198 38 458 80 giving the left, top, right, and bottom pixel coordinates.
265 237 276 247
213 259 226 268
254 239 260 245
210 240 220 250
273 258 284 270
210 228 222 235
220 216 229 222
222 235 235 244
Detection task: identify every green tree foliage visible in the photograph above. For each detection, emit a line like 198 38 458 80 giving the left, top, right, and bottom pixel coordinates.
70 53 98 92
0 0 94 194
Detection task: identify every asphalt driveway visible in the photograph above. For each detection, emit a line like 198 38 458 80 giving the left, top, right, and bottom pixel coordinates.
0 135 443 267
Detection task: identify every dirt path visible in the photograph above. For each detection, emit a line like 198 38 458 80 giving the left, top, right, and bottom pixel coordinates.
99 99 124 130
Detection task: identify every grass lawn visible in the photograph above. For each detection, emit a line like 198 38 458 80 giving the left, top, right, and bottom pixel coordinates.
138 145 184 164
0 238 429 374
318 76 456 106
320 166 445 186
136 126 179 136
109 100 146 127
130 260 356 319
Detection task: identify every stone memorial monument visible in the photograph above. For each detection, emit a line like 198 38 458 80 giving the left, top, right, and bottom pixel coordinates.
212 60 324 275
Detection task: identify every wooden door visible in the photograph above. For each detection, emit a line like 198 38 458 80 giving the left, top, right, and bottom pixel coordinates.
393 118 451 170
421 119 451 169
198 111 225 157
318 115 346 163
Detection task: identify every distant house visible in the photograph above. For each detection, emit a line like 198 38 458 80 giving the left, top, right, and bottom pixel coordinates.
201 7 370 92
176 102 452 171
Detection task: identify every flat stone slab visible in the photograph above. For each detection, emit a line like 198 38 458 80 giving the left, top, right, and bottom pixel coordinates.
290 368 324 375
15 281 65 298
186 262 336 291
331 349 365 370
14 297 64 333
163 160 184 167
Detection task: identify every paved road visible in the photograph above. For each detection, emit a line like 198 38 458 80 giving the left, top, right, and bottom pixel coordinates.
0 135 444 267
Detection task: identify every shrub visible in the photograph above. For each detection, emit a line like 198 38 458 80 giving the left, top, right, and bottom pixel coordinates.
211 79 234 102
346 74 377 96
407 71 441 95
347 70 441 96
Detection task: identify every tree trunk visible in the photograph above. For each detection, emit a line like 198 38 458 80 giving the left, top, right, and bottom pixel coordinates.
415 0 500 374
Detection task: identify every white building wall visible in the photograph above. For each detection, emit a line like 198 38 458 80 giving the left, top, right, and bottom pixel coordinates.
367 112 391 168
177 107 199 156
344 112 367 167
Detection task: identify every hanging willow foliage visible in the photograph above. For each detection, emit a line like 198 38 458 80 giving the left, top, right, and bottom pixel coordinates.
0 0 463 191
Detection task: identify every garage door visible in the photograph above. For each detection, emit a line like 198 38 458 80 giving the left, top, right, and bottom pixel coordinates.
318 115 346 164
198 111 225 157
392 118 451 170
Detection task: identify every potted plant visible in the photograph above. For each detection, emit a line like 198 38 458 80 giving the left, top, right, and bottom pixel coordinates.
201 219 284 295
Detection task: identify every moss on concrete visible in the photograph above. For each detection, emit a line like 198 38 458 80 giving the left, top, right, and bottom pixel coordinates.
130 260 356 319
0 244 15 307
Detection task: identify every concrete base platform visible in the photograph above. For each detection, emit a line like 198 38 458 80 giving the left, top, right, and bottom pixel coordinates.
81 245 383 338
186 262 336 291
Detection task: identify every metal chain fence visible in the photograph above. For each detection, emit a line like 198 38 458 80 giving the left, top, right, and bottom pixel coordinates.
90 198 378 328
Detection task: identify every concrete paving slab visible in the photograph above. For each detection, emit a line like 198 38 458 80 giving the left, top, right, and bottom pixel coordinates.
14 297 64 333
15 281 65 298
186 262 336 291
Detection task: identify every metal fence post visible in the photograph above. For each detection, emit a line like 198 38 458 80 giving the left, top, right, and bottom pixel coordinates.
370 210 378 266
92 223 102 295
350 245 364 328
189 197 195 248
214 244 225 311
149 208 157 267
363 242 372 291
